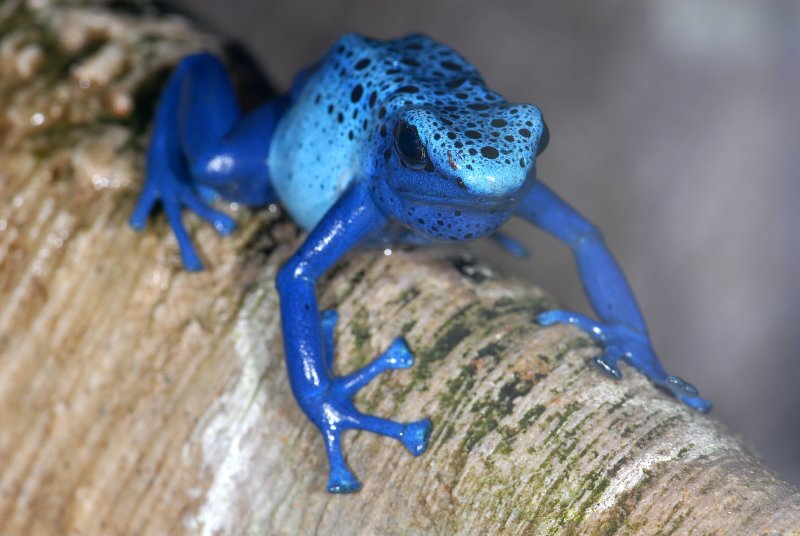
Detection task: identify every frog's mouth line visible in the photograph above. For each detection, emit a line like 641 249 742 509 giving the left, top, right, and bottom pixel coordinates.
391 170 535 210
393 187 524 210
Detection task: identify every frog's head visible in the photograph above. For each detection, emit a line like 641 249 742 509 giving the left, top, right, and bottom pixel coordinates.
372 102 548 241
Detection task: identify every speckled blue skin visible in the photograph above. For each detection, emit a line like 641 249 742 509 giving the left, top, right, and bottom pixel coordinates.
130 33 711 493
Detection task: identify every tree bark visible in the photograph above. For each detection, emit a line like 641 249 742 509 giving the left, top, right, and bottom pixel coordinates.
1 1 799 534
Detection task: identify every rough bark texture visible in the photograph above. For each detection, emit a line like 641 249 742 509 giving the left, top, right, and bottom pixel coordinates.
1 1 799 534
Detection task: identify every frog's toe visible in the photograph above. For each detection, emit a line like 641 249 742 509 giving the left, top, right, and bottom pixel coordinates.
164 202 204 271
323 431 362 493
537 309 567 327
655 375 710 412
677 393 713 413
129 187 159 230
212 213 236 235
336 337 416 397
399 418 432 456
592 347 624 380
665 375 699 397
383 337 414 369
181 189 236 235
538 310 603 338
490 232 529 258
327 465 362 494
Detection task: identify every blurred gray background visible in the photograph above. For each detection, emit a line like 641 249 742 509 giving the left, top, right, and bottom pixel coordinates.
175 0 800 484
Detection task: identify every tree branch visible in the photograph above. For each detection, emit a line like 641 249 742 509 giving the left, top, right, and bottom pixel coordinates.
1 1 798 534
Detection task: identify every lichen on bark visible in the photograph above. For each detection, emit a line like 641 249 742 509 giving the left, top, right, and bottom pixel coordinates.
1 1 799 535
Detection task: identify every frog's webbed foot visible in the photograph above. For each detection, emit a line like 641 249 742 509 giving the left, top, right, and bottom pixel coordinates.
537 309 712 413
312 314 431 492
129 172 236 271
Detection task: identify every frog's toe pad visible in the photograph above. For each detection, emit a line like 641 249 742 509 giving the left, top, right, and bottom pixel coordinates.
327 469 362 494
400 418 432 456
384 337 414 369
537 310 566 327
537 310 600 335
678 393 713 414
593 354 623 380
177 238 204 272
665 375 699 397
211 212 236 235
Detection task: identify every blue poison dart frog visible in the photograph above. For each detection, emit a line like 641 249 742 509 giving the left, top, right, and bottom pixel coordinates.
129 33 711 493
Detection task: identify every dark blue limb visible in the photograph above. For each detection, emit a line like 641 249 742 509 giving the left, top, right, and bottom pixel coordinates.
337 338 415 396
129 53 286 270
276 182 432 493
321 309 338 371
490 232 529 258
516 180 711 412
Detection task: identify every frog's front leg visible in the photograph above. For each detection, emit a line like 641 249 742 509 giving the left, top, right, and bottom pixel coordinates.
517 180 711 412
276 182 431 493
129 53 286 270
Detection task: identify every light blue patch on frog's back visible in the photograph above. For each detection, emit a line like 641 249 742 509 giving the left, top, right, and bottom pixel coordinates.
268 35 382 230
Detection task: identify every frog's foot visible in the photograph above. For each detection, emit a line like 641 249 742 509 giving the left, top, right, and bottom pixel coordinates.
312 337 432 493
129 175 236 271
537 309 712 413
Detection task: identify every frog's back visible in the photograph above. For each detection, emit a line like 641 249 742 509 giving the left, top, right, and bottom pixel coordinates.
268 33 509 230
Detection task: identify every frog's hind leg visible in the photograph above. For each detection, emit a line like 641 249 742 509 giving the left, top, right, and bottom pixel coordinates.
130 53 287 270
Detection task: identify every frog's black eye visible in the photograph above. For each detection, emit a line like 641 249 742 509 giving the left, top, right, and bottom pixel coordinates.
536 120 550 156
394 121 428 169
